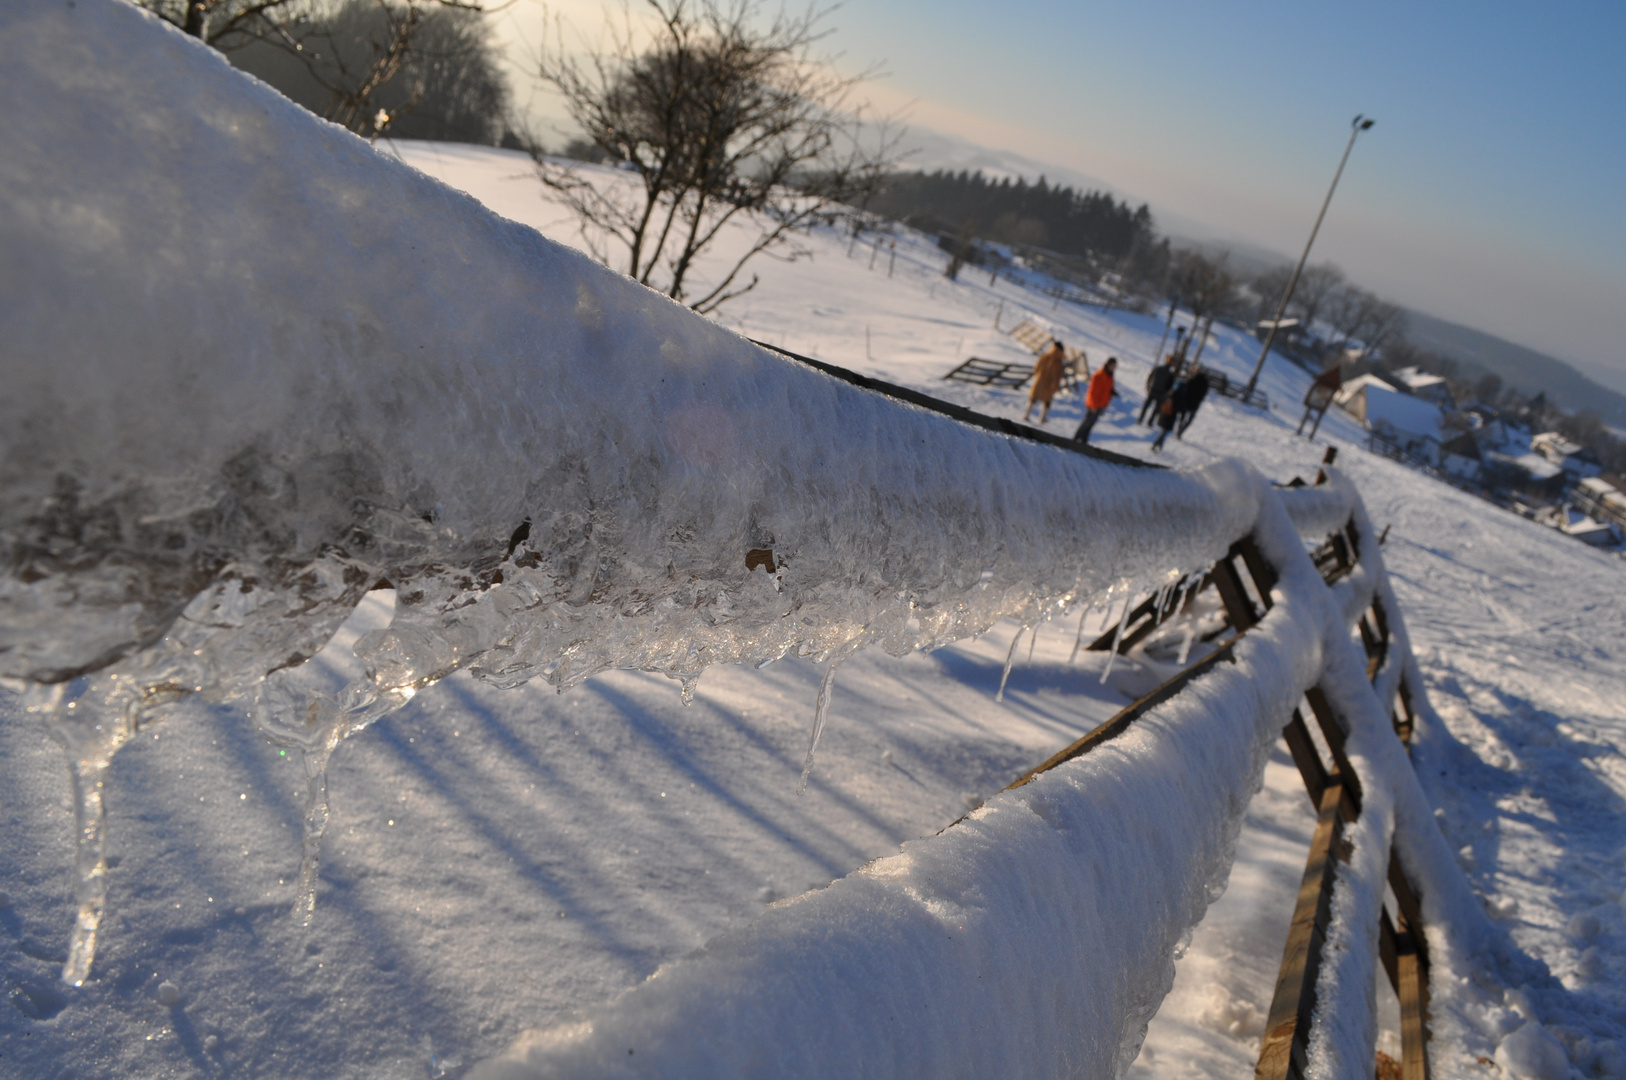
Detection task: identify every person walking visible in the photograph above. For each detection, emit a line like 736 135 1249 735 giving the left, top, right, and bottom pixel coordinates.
1023 340 1067 423
1074 357 1117 443
1174 368 1211 438
1150 386 1180 452
1138 355 1179 425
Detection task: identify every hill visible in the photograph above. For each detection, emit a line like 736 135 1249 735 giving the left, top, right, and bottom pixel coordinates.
1401 309 1626 425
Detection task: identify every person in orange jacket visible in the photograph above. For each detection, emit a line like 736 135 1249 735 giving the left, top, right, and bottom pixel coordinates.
1074 357 1117 443
1022 340 1068 423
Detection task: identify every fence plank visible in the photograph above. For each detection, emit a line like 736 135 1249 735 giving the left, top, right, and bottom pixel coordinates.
1398 931 1431 1080
1256 779 1348 1080
1003 641 1239 792
1282 710 1329 808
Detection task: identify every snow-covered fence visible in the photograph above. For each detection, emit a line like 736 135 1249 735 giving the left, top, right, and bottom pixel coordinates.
466 464 1472 1080
948 463 1437 1080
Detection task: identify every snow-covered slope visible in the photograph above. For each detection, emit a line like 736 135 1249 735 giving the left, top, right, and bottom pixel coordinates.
3 4 1625 1079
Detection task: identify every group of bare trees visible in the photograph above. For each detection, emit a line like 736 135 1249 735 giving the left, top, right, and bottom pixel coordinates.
137 0 508 143
1250 262 1406 358
530 1 900 312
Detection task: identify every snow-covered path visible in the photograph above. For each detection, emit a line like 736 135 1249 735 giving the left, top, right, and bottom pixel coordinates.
4 73 1626 1078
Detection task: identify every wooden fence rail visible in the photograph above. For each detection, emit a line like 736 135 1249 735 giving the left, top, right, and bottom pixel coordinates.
968 449 1432 1080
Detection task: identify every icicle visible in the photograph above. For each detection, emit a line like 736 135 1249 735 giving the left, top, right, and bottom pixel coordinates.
253 674 416 923
995 626 1026 702
1100 591 1135 684
680 672 701 706
1177 607 1199 666
42 683 138 987
1026 620 1040 666
291 744 334 925
1069 600 1091 664
60 747 112 986
797 659 842 795
1176 570 1207 666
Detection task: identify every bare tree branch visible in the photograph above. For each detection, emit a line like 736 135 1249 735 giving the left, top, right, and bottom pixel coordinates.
530 0 904 312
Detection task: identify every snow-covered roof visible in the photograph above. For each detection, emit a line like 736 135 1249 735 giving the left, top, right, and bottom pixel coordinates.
1532 431 1583 458
1579 477 1618 497
1486 451 1565 481
1349 379 1444 441
1393 366 1448 392
1563 516 1617 545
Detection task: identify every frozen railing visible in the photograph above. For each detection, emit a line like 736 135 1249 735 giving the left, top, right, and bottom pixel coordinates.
2 6 1485 1078
466 449 1471 1080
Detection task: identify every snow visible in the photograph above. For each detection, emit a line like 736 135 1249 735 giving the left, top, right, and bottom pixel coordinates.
4 4 1626 1079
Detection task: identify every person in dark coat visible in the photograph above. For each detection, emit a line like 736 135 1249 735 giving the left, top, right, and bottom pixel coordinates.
1174 368 1210 438
1150 387 1180 452
1138 355 1179 425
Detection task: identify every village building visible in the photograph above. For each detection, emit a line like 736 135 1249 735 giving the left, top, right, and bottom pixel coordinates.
1535 504 1621 548
1464 406 1512 451
1391 366 1456 409
1438 431 1482 482
1575 476 1626 529
1335 374 1444 462
1531 431 1603 484
1482 448 1566 498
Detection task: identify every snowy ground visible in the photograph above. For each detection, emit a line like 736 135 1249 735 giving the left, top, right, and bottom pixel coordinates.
3 135 1624 1080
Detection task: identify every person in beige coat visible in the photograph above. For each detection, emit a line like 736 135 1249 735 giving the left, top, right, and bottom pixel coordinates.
1022 340 1067 423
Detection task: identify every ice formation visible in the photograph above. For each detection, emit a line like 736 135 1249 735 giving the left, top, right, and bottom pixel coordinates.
2 0 1250 980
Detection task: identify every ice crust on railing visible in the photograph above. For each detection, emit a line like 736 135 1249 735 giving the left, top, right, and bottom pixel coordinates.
1 0 1258 978
472 532 1316 1079
474 470 1489 1080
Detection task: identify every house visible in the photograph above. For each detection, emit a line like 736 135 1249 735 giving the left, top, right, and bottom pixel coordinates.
1438 431 1482 482
1481 449 1566 497
1465 406 1510 451
1575 477 1626 528
1391 366 1455 409
1560 509 1619 548
1531 432 1603 484
1336 375 1444 460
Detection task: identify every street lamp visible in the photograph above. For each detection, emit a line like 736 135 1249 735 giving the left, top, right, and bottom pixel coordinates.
1244 114 1375 399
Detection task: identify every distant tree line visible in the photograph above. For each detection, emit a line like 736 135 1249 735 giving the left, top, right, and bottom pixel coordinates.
868 170 1162 281
136 0 512 145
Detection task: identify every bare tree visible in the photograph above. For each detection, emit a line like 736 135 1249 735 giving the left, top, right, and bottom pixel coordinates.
1284 262 1344 338
138 0 496 140
1250 265 1292 324
1169 250 1235 365
1322 285 1366 352
1170 250 1236 324
1325 286 1406 357
532 0 902 313
136 0 300 49
1357 295 1406 355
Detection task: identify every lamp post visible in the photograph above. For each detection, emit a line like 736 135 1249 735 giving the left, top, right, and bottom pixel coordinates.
1244 114 1375 398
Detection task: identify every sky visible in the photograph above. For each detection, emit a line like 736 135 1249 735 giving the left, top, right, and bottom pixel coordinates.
489 1 1626 390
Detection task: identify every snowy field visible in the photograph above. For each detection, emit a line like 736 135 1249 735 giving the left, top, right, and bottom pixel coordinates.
4 8 1626 1078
